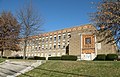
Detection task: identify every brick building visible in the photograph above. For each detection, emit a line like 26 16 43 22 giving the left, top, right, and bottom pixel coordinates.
5 24 117 60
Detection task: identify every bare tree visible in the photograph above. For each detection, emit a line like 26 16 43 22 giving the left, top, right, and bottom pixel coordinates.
0 11 20 57
90 0 120 47
17 3 43 59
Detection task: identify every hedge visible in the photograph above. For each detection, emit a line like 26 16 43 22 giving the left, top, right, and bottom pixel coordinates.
7 56 15 59
34 56 46 60
48 56 61 60
61 55 77 61
14 56 23 59
1 56 7 58
1 56 23 59
106 54 118 61
96 54 106 61
27 56 46 60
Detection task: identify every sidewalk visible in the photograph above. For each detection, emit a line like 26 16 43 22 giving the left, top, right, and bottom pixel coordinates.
0 60 45 77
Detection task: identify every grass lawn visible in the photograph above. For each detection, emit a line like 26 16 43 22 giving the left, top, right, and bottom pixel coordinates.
0 58 5 63
18 60 120 77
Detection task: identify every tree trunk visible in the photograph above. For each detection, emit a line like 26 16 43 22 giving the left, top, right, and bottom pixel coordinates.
23 39 27 59
1 49 4 58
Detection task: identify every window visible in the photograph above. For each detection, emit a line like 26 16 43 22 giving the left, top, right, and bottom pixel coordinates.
54 37 56 41
54 45 56 49
50 47 52 49
68 33 71 38
85 38 91 44
35 47 37 50
58 36 61 40
32 40 35 45
46 37 48 42
68 35 71 38
42 38 44 42
63 45 65 48
67 41 69 44
42 47 44 50
63 35 66 39
39 38 41 40
50 36 52 41
42 45 44 50
39 47 41 50
39 39 42 42
49 44 52 49
39 38 42 42
46 45 48 49
62 43 65 48
50 37 52 41
58 45 61 48
32 46 34 50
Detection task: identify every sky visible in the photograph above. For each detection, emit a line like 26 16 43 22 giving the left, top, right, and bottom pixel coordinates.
0 0 100 33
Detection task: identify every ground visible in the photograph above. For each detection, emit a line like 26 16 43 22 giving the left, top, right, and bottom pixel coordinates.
18 60 120 77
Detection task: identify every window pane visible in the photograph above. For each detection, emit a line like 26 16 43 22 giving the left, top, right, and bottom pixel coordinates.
85 38 91 44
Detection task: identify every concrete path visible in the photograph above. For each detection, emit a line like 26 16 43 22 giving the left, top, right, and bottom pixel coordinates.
0 60 45 77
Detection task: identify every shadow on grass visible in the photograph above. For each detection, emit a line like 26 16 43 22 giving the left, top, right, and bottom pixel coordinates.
35 68 95 77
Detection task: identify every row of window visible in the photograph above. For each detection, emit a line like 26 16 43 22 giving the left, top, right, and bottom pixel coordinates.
26 44 67 51
41 33 71 42
20 34 70 47
19 52 66 57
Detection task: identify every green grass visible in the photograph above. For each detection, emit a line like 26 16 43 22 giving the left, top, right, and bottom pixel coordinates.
0 58 5 63
18 61 120 77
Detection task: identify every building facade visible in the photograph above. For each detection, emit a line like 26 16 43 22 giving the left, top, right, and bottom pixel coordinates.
8 24 117 60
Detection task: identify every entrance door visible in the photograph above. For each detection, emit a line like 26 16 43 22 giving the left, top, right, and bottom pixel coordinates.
81 34 95 60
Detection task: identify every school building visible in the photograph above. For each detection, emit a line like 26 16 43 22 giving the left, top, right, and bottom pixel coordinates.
5 24 117 60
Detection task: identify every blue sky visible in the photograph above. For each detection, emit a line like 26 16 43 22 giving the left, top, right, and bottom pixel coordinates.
0 0 100 32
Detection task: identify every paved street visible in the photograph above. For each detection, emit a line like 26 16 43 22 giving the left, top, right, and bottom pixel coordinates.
0 60 44 77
